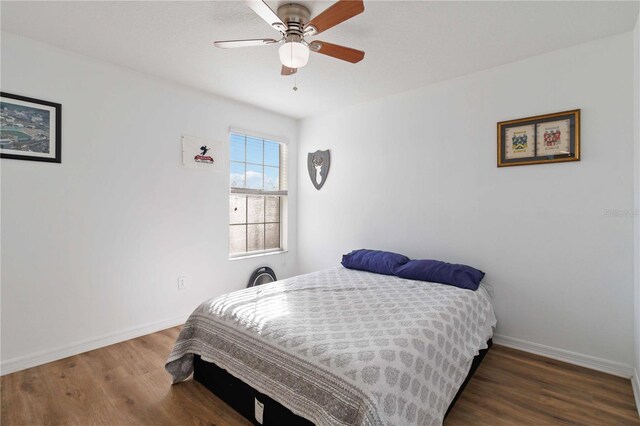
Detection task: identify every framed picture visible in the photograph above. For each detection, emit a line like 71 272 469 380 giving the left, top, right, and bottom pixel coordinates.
0 92 61 163
497 109 580 167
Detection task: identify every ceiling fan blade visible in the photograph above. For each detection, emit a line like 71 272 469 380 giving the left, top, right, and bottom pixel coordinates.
305 0 364 36
281 66 297 76
244 0 287 33
214 38 279 49
310 41 365 63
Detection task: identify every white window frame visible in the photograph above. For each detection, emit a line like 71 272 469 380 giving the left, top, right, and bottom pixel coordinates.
228 127 288 260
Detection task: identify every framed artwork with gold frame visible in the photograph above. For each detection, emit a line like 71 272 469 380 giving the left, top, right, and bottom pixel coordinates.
497 109 580 167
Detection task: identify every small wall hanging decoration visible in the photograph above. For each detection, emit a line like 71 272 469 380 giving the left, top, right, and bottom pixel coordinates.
182 134 223 171
0 92 61 163
307 149 330 190
497 109 580 167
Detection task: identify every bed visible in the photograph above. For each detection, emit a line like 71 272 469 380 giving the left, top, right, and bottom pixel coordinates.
166 267 496 426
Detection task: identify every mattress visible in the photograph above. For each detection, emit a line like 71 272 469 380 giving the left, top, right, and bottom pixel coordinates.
166 267 497 426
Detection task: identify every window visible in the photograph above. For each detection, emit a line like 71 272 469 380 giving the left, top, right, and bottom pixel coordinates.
229 131 287 257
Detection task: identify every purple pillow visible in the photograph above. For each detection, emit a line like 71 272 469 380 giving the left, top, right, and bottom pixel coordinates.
395 259 485 291
341 249 410 276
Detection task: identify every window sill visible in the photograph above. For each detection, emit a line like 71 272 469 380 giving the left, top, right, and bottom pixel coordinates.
229 250 288 261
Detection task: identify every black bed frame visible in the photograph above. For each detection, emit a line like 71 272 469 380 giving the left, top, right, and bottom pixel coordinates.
193 339 492 425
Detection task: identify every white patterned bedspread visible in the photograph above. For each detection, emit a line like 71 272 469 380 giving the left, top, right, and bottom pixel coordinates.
166 267 496 426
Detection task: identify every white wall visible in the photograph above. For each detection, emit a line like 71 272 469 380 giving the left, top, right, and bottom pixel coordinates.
0 33 299 373
2 29 636 380
298 33 635 372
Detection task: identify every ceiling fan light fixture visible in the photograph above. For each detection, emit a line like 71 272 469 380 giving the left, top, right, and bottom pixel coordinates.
279 41 309 69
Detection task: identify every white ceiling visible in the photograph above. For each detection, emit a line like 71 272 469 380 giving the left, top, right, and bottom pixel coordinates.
1 1 638 119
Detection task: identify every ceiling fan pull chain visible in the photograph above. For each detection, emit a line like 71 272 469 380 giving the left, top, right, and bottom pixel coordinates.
291 42 298 91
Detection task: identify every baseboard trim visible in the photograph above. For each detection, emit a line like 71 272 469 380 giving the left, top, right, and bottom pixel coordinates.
2 323 634 382
632 368 640 417
1 314 190 376
493 333 633 378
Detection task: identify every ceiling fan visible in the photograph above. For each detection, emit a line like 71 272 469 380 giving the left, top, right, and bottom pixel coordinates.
214 0 365 75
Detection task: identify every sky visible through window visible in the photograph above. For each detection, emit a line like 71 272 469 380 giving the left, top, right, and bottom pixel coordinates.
230 133 280 191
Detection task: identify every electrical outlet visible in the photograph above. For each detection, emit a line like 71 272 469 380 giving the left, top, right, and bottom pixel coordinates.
178 276 187 291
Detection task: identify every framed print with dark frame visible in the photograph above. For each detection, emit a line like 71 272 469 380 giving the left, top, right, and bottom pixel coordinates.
497 109 580 167
1 92 61 163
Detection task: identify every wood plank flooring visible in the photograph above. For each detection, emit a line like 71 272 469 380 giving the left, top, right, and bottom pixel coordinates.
2 327 638 425
445 345 639 425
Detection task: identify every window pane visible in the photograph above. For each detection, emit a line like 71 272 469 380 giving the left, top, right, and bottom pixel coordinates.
264 166 279 191
229 132 286 257
230 195 247 225
265 196 280 223
230 134 245 162
246 164 263 190
230 161 245 188
247 224 265 252
247 196 264 224
246 136 263 165
229 225 247 254
264 141 280 167
265 223 280 249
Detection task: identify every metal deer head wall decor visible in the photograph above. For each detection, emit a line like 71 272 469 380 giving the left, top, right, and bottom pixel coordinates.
307 149 330 190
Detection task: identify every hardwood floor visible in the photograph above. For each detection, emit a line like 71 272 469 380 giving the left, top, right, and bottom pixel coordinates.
2 327 638 425
445 346 639 425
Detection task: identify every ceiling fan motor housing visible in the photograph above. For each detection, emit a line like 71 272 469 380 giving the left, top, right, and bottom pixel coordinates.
277 3 314 40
